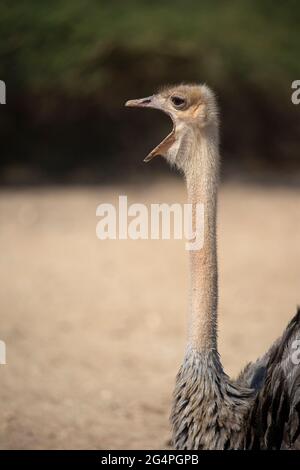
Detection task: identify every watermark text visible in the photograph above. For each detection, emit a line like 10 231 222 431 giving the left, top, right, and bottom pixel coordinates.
96 196 204 251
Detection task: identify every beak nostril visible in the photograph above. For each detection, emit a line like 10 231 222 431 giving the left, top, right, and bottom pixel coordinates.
141 98 151 105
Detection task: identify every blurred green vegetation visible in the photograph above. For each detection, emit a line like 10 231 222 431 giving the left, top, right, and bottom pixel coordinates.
0 0 299 183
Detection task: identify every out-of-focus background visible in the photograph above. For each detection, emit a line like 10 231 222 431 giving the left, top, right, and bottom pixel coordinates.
0 0 299 449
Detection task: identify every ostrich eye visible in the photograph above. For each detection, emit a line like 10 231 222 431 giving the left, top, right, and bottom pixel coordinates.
171 96 186 108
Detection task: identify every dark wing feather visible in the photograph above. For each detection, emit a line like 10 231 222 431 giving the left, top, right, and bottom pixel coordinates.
238 308 300 449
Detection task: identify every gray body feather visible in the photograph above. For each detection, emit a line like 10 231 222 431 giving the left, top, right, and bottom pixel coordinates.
171 309 300 449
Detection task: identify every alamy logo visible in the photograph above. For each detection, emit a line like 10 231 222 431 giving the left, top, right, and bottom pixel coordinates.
96 195 204 251
0 80 6 104
291 80 300 105
0 340 6 364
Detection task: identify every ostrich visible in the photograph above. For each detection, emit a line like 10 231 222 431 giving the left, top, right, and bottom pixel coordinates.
125 84 300 450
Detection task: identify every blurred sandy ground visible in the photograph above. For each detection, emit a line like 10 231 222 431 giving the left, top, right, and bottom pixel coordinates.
0 179 299 449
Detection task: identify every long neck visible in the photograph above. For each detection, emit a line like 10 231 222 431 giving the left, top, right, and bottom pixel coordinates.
184 125 219 353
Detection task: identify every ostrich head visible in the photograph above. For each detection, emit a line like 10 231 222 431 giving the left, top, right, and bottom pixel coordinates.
125 84 219 172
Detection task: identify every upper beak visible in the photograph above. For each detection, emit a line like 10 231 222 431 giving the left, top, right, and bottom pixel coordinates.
125 96 155 108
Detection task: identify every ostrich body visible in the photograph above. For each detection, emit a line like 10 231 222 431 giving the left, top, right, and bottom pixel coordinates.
125 84 300 450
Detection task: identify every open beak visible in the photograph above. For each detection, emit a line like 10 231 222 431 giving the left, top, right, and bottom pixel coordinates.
125 95 175 162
